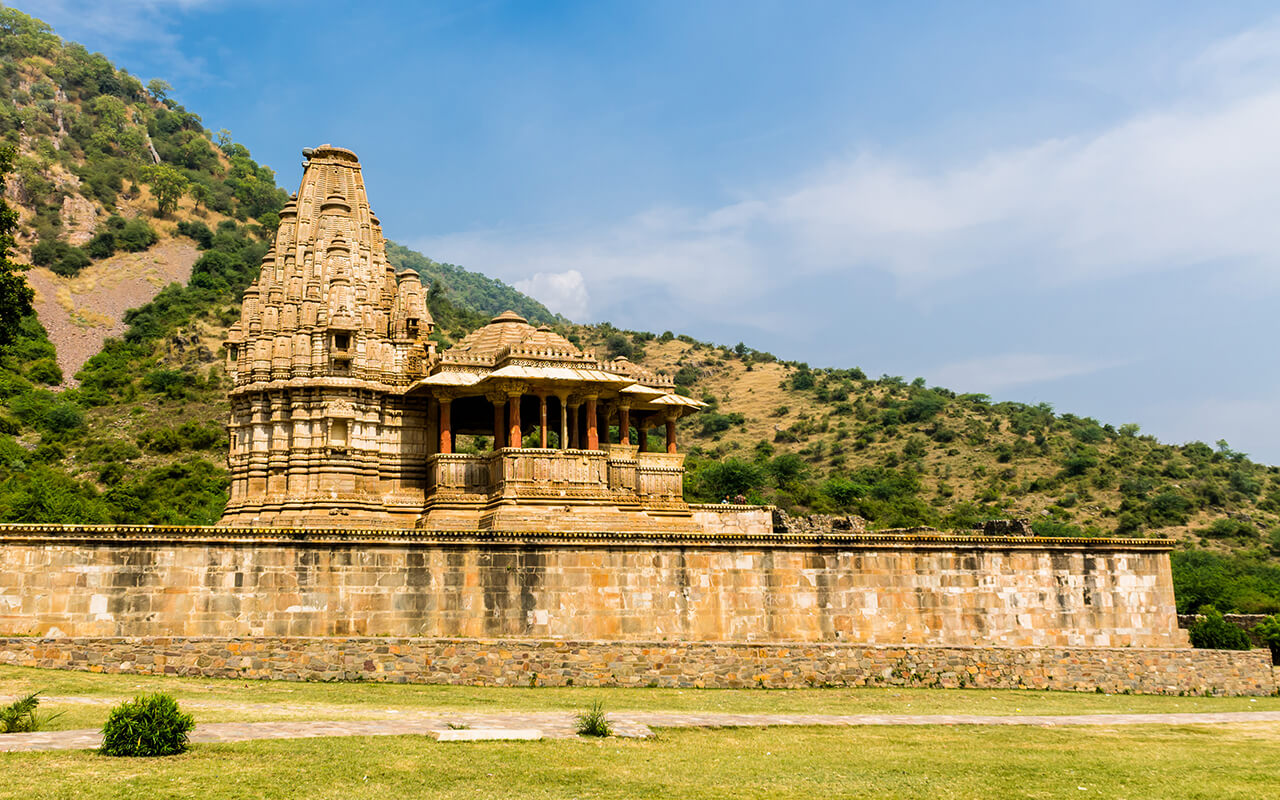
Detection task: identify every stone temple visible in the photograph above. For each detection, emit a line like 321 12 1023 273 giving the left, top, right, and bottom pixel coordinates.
221 145 706 532
1 145 1274 696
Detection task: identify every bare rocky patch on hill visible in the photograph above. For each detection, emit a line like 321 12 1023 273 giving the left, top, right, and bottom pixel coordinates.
25 240 199 383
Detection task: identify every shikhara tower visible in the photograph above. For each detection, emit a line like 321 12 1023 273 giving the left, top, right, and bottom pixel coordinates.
220 145 705 530
222 145 436 526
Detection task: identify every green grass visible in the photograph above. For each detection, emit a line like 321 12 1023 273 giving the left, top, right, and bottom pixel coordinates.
3 665 1279 734
3 725 1279 799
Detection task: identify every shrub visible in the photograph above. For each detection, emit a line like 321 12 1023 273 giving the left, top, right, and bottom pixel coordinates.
1253 615 1280 664
0 691 61 733
1198 518 1257 542
43 402 85 434
604 332 633 360
696 458 766 500
574 700 611 737
26 357 62 385
1187 607 1252 651
99 693 194 757
114 218 158 252
175 220 213 249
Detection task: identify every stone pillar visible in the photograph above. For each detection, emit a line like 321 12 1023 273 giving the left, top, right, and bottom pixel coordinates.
586 395 599 450
487 392 506 450
438 394 453 455
568 401 580 450
619 400 631 446
557 393 569 450
508 390 523 449
636 413 648 452
538 393 549 448
666 413 677 455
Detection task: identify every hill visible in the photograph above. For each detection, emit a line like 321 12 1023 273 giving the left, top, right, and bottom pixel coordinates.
0 8 1276 616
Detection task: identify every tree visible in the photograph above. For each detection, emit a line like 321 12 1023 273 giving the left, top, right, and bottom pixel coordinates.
188 183 211 211
145 164 189 217
0 146 35 348
146 78 172 103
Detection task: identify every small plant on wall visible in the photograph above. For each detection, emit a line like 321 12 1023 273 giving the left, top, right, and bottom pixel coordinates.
99 693 195 757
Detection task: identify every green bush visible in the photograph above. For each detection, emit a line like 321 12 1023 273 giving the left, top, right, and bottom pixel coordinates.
0 690 61 733
1199 518 1257 542
31 239 91 276
574 700 611 737
1253 615 1280 664
99 693 194 757
25 357 61 385
1187 607 1252 650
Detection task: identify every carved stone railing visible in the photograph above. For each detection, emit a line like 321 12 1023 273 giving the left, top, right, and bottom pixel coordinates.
428 448 686 506
427 453 491 499
491 448 613 501
636 452 686 502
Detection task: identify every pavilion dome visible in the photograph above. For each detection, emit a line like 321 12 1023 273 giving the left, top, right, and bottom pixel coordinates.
443 311 585 365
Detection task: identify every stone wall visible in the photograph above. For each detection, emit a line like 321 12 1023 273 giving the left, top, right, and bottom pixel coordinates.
1 637 1273 696
0 524 1186 648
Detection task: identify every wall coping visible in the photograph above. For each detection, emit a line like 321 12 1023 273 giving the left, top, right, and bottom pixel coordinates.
0 636 1221 655
0 523 1175 551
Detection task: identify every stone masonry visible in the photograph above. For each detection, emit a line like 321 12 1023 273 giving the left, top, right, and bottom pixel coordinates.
0 524 1186 647
0 636 1273 696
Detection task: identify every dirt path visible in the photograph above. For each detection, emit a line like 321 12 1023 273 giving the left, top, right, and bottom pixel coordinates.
2 709 1278 752
24 240 200 384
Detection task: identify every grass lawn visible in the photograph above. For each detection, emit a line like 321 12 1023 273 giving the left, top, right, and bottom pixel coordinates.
2 666 1279 798
3 724 1279 799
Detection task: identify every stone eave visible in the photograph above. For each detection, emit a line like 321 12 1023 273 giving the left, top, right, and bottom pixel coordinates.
0 523 1177 551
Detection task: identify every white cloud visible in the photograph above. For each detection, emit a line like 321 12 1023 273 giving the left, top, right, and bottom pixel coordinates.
416 20 1280 326
927 354 1129 394
512 269 590 320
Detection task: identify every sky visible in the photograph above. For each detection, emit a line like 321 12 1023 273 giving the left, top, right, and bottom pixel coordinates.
17 0 1280 463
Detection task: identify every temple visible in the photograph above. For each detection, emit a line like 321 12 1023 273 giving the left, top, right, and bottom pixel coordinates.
220 145 706 531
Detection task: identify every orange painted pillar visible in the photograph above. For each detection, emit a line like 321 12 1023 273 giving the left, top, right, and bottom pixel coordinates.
439 396 453 455
508 392 522 449
666 416 677 454
586 395 599 450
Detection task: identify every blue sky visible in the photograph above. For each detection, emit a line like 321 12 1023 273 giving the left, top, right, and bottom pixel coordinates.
19 1 1280 463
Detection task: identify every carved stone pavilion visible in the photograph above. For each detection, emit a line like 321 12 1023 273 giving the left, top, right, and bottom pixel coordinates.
220 145 705 531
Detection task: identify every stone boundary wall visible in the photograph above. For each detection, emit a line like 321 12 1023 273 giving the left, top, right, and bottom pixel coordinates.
1178 614 1274 650
1 637 1274 696
0 525 1186 647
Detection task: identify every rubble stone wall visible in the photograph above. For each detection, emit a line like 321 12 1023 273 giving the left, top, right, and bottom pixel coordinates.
1 637 1273 696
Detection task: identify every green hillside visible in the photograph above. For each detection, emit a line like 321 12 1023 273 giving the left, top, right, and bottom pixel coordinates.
0 7 1276 616
385 242 564 334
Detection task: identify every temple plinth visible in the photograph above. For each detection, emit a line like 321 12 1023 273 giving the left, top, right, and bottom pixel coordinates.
219 146 705 531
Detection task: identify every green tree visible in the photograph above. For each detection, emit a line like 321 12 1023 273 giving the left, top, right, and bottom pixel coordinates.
145 164 189 216
145 78 172 103
0 146 35 348
189 182 211 210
